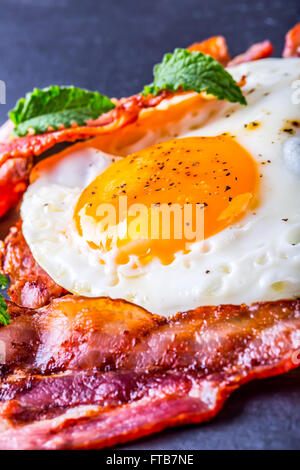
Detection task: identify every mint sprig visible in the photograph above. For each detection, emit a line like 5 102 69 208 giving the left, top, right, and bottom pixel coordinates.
9 86 116 137
143 48 247 106
0 274 8 289
0 294 9 326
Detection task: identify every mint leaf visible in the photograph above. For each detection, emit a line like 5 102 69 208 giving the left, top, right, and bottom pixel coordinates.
143 48 247 105
0 274 8 289
0 294 9 326
9 86 116 137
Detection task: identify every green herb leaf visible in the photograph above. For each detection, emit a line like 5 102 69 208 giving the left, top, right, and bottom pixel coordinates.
143 48 247 105
0 294 9 326
0 275 10 325
9 86 116 137
0 274 8 289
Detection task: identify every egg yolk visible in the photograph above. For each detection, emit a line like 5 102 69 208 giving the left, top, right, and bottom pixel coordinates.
74 136 258 265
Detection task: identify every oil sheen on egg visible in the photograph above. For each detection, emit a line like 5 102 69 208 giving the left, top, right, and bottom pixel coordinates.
21 58 300 316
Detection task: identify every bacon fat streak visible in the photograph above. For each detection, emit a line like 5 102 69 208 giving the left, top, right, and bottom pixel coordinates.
0 296 299 449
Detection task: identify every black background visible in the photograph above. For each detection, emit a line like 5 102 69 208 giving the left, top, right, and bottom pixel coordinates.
0 0 299 450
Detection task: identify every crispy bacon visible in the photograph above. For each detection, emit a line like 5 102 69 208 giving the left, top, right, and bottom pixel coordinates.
228 40 273 66
0 92 172 218
0 296 299 449
0 221 66 308
187 36 231 65
0 157 32 217
0 93 170 167
282 23 300 57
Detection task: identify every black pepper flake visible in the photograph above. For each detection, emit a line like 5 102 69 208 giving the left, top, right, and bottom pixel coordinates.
224 186 231 192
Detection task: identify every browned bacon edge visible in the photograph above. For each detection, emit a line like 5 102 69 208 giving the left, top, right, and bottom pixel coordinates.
227 40 274 66
283 23 300 58
0 296 299 450
0 92 172 217
0 221 66 308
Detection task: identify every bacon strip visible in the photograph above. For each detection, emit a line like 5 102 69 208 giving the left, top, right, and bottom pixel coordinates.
282 23 300 57
0 92 171 217
228 40 273 66
0 93 170 167
0 296 299 449
0 221 66 308
187 36 231 65
0 158 31 217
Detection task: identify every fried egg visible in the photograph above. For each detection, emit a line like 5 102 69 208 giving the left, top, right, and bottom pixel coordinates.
21 58 300 316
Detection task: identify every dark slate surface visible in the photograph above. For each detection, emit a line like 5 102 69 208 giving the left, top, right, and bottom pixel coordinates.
0 0 299 450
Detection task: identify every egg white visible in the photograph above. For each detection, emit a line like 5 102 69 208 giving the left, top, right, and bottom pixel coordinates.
21 58 300 316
